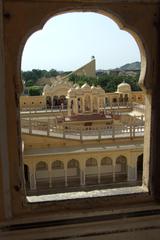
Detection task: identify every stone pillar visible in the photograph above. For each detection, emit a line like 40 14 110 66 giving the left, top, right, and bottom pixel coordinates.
29 166 37 190
47 118 50 136
130 124 132 139
103 97 106 112
112 124 115 139
98 129 101 140
83 168 86 186
98 160 101 184
81 97 84 113
141 115 144 122
80 161 85 185
132 123 135 138
110 97 113 109
48 162 52 188
73 98 78 114
67 99 71 116
97 98 100 113
29 117 32 134
127 152 137 182
63 126 66 139
51 96 53 111
113 158 116 182
80 127 82 141
64 165 68 187
90 95 93 112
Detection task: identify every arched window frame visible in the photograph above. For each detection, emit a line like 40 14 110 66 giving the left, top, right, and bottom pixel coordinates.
1 1 158 224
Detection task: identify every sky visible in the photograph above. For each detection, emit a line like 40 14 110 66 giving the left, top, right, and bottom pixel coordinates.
21 12 140 72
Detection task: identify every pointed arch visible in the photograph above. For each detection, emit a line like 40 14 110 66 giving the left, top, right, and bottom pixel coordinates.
67 159 80 187
100 157 113 184
115 155 127 182
85 158 98 185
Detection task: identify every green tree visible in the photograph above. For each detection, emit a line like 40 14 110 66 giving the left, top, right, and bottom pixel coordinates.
25 80 33 87
28 86 43 96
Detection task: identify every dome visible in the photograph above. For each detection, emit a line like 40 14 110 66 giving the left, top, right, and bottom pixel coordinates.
117 82 131 93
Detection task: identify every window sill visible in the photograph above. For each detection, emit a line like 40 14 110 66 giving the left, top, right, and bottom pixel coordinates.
27 185 148 203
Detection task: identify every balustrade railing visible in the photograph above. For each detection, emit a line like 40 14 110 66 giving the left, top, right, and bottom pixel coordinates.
21 118 144 140
132 103 145 114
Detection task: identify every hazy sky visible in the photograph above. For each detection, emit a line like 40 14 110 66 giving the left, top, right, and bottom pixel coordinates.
21 12 140 71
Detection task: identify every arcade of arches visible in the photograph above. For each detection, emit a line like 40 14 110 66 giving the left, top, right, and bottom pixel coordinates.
24 149 143 193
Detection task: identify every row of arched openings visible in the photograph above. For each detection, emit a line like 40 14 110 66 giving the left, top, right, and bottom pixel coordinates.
24 154 143 190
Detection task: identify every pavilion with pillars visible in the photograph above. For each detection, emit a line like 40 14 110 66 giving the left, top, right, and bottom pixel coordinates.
67 83 106 116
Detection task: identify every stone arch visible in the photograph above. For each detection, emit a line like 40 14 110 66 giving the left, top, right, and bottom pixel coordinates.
86 158 97 167
137 153 143 181
85 158 98 185
51 160 65 187
36 161 49 189
46 96 52 109
124 94 129 103
52 160 64 169
84 95 91 112
53 96 59 108
105 97 109 106
100 157 113 184
119 94 123 103
101 157 112 166
77 97 83 113
16 6 148 198
99 98 104 109
93 96 98 112
67 159 80 187
115 155 127 182
60 95 67 109
36 161 48 170
112 98 117 105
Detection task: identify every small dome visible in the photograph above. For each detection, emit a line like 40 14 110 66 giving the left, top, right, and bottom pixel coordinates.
117 82 131 93
81 83 91 91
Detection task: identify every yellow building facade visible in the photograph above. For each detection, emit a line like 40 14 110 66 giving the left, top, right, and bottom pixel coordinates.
20 59 144 111
21 83 144 194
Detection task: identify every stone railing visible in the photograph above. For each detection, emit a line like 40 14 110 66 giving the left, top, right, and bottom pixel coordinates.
132 103 145 114
105 102 133 108
21 102 133 113
21 118 144 140
21 106 67 113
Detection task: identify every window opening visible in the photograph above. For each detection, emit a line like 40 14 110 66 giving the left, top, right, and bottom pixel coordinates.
21 12 145 200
